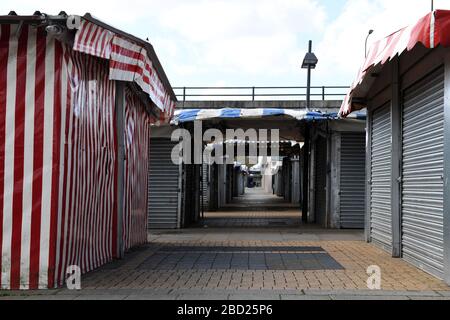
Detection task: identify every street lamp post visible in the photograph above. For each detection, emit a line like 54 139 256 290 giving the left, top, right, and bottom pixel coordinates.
301 40 318 111
300 40 318 223
365 29 374 58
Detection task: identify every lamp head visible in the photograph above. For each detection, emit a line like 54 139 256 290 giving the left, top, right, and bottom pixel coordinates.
301 52 318 69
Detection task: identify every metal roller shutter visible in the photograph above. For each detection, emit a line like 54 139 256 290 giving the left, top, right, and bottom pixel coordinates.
340 133 366 228
202 163 209 210
401 67 445 277
148 138 181 229
370 103 392 251
314 137 327 226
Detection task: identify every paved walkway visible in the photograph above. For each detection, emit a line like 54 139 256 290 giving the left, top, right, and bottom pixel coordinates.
1 189 449 299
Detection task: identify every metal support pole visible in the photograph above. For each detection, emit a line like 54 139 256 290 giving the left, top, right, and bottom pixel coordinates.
115 81 125 259
201 164 204 219
390 57 402 258
302 126 310 223
305 41 312 112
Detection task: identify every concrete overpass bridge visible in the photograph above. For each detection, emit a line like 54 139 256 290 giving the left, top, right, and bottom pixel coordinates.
173 85 347 113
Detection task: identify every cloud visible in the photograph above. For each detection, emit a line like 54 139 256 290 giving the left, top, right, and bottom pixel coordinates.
314 0 450 85
4 0 450 88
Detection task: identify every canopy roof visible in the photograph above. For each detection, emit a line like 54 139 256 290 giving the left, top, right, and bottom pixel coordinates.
340 10 450 117
171 108 365 125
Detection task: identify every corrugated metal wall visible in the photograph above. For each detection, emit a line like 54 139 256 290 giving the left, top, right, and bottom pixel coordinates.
339 133 366 228
148 138 181 229
202 163 209 210
370 103 392 251
401 67 445 277
314 137 327 226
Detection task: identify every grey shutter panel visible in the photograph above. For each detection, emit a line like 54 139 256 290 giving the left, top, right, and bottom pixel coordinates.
401 67 445 278
148 138 181 229
340 133 366 228
202 163 209 210
370 103 392 251
314 137 327 226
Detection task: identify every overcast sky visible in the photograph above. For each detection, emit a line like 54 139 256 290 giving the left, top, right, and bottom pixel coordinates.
3 0 450 89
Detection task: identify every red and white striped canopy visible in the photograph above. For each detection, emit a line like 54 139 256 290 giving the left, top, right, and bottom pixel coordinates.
73 18 176 118
340 10 450 117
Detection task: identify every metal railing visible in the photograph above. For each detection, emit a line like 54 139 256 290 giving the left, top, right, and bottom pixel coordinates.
173 86 349 101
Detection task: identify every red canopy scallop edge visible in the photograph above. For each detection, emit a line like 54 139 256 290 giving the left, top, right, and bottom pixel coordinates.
339 10 450 117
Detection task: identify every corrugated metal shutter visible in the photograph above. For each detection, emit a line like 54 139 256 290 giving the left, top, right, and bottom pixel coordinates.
340 133 366 228
370 103 392 251
314 137 327 226
401 67 444 278
202 163 209 210
148 138 181 229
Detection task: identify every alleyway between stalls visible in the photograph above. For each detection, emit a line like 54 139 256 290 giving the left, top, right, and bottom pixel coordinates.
2 188 450 300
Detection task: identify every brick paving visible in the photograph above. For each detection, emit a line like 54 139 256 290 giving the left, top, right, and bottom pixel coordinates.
1 188 449 299
46 233 447 293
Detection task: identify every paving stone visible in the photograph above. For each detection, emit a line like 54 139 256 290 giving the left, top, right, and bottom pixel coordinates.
26 295 77 300
229 294 281 300
281 294 332 300
125 294 177 300
331 295 410 300
74 295 128 300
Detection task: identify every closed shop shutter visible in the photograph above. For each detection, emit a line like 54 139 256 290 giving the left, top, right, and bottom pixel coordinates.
401 67 445 277
314 136 327 226
148 138 181 229
202 163 209 210
370 103 392 251
340 133 366 228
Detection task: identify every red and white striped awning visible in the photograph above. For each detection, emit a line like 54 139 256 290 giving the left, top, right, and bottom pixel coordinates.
340 10 450 117
72 18 176 116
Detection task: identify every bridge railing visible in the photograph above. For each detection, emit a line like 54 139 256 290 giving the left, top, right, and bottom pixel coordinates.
173 86 350 102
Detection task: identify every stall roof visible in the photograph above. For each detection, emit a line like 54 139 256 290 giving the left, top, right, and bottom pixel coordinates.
0 11 177 117
171 108 366 125
340 9 450 117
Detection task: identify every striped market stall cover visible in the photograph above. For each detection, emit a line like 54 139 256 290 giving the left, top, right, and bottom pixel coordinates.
0 15 166 289
171 108 366 124
340 10 450 117
73 18 176 120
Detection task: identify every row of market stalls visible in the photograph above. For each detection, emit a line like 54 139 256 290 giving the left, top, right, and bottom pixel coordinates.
339 10 450 283
3 8 450 290
0 12 175 289
146 107 367 230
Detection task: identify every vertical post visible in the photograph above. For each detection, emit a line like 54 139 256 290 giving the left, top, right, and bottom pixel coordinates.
200 164 204 219
252 86 255 101
443 54 450 284
432 0 434 11
322 86 325 101
115 81 125 259
365 106 373 242
302 125 310 223
390 57 402 258
306 40 312 111
183 86 186 102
